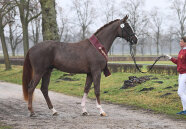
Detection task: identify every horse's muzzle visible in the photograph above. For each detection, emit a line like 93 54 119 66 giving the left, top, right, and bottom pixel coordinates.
130 36 138 45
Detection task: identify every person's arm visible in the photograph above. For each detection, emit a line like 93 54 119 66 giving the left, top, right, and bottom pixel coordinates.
166 55 177 64
171 57 177 64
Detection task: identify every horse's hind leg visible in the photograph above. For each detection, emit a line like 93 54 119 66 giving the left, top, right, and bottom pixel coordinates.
81 73 93 115
40 70 57 116
28 73 42 117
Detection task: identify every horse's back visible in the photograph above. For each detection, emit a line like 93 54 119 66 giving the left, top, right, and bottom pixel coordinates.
28 40 92 73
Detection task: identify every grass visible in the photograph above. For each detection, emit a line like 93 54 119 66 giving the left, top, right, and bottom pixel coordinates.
0 64 186 119
0 65 22 85
0 122 11 129
108 55 177 57
109 61 176 65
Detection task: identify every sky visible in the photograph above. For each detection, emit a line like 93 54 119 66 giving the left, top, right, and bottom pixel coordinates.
145 0 172 18
56 0 170 13
55 0 172 31
145 0 170 11
0 0 178 55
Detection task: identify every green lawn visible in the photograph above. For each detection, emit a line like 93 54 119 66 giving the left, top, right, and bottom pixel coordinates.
0 122 11 129
109 61 176 65
0 64 185 119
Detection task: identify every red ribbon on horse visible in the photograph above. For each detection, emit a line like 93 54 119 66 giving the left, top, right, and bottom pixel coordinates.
89 35 111 77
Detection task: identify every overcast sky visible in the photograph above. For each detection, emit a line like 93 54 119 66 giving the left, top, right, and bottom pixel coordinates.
145 0 170 11
55 0 172 32
56 0 170 13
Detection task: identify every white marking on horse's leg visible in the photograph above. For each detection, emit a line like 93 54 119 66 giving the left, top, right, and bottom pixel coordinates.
81 93 88 113
51 108 58 115
96 100 105 114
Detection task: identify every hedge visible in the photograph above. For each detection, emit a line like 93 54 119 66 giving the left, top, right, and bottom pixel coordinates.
0 58 177 75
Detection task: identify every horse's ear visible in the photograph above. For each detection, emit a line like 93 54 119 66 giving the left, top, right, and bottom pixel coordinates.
122 15 128 23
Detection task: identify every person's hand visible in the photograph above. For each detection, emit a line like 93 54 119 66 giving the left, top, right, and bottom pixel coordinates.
165 54 172 59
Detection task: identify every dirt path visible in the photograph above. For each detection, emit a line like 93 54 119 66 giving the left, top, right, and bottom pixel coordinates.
0 82 186 129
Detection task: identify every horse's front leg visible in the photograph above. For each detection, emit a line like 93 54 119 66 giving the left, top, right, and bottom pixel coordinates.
92 70 106 116
81 73 93 115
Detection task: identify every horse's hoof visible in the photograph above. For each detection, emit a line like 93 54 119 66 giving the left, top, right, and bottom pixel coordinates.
53 112 58 116
100 112 107 117
82 112 89 116
30 112 36 117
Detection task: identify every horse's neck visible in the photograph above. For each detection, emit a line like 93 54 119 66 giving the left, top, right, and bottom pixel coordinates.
96 21 119 52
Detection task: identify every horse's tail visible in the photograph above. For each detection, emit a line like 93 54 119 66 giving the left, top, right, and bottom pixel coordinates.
22 51 32 101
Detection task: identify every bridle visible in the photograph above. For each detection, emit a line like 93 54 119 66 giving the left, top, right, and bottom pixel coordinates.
120 20 135 45
119 20 166 73
129 45 166 73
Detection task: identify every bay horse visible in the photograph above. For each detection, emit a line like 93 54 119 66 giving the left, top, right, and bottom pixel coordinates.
22 15 137 117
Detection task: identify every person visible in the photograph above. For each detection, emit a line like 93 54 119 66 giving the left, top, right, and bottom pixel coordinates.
166 36 186 114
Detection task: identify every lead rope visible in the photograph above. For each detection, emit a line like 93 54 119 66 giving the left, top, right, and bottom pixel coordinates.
130 44 166 73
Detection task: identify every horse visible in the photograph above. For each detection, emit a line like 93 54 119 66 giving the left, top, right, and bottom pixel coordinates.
22 15 137 117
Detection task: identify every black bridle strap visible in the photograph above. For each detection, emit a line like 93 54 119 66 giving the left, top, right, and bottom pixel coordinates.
120 21 165 72
120 21 135 43
130 44 166 73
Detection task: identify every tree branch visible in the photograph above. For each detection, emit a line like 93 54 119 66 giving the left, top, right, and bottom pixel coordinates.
28 11 42 23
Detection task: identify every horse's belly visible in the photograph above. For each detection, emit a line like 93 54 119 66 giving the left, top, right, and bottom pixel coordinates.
54 61 90 73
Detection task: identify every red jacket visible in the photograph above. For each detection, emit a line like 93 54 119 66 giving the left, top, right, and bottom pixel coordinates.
171 48 186 74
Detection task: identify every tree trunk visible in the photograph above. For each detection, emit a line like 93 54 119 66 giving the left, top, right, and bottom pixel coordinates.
12 49 15 56
122 44 124 55
22 23 29 57
169 41 172 55
133 45 137 55
82 25 86 40
156 30 160 55
9 24 13 56
8 23 15 56
149 44 152 55
18 2 29 57
0 21 11 70
141 45 144 55
35 25 39 44
40 0 59 41
110 45 114 55
156 40 159 55
17 0 41 57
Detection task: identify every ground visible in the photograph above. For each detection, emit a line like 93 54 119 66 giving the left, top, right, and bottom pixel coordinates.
0 82 186 129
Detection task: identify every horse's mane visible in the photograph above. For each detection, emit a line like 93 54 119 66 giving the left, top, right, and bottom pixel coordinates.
94 19 120 35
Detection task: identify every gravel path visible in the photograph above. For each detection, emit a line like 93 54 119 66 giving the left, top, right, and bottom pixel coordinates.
0 81 186 129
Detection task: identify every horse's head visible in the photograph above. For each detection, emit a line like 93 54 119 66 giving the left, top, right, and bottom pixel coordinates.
118 15 138 45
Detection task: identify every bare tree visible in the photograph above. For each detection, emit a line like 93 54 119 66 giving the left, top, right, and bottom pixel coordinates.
30 1 42 45
146 37 153 55
99 0 117 55
0 0 15 70
100 0 116 23
121 0 150 55
8 23 22 56
170 0 186 38
138 35 146 55
5 7 22 56
159 35 168 55
137 32 151 55
15 0 41 57
150 8 163 55
165 27 176 55
57 6 70 42
71 0 96 40
120 39 128 55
